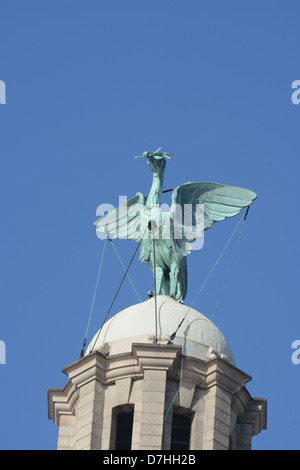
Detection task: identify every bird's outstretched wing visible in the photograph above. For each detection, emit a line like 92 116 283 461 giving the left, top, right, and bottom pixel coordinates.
170 182 257 255
94 192 147 241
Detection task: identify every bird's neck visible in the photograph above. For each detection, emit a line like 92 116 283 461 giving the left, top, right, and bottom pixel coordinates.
146 171 164 207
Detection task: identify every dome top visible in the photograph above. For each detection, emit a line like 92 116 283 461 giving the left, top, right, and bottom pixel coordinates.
86 295 235 365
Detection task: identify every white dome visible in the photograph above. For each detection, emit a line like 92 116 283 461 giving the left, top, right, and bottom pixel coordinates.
86 295 235 365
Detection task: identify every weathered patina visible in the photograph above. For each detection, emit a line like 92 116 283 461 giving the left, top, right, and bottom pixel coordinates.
95 149 257 302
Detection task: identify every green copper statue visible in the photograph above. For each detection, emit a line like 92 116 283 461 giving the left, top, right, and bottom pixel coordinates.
94 149 257 303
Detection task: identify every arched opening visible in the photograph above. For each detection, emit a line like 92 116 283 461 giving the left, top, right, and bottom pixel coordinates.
111 405 134 450
170 413 191 450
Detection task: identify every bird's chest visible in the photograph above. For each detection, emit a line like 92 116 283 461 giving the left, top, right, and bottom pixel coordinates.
140 238 172 271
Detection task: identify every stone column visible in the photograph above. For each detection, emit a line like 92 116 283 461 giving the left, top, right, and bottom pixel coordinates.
48 380 79 450
58 353 106 450
201 358 253 450
231 389 267 450
131 344 181 450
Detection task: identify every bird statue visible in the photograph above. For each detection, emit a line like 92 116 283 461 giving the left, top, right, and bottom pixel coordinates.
94 149 257 303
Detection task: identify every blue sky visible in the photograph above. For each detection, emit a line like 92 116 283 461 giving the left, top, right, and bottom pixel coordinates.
0 0 300 450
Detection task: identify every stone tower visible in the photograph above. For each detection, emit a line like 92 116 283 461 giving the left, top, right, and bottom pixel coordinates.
48 295 266 450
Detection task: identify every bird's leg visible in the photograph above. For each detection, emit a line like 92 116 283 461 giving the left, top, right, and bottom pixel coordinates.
169 263 180 299
175 281 184 303
154 266 164 296
161 272 170 296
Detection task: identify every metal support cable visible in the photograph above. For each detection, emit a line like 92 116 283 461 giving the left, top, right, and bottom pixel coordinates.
163 355 184 423
89 235 144 353
211 213 247 321
108 237 142 302
80 236 108 358
152 235 158 344
168 210 248 342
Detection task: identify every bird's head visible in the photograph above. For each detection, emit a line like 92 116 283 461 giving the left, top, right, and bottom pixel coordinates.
135 148 172 174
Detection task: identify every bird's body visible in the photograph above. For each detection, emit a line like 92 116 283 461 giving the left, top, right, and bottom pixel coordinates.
95 150 257 303
139 228 188 303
